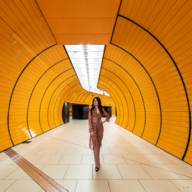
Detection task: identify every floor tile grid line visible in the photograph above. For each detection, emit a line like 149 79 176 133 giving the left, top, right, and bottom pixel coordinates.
5 152 58 191
3 180 17 192
16 152 71 191
124 155 192 178
5 149 65 191
74 180 78 192
141 164 192 179
107 180 112 192
79 154 84 165
137 179 150 192
1 166 19 180
45 136 88 149
169 179 189 192
5 149 69 192
114 164 124 180
136 165 155 179
62 165 72 180
92 164 94 179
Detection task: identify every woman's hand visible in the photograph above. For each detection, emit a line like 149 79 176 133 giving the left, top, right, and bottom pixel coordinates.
102 119 106 124
90 131 95 136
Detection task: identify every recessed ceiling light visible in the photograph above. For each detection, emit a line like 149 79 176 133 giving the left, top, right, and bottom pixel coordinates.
65 45 109 96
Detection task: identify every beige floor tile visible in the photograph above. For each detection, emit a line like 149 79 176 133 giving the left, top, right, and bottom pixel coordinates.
40 165 68 179
64 165 92 179
0 165 18 179
34 154 61 164
142 165 191 179
6 180 41 192
123 154 158 165
93 164 122 179
6 168 31 179
76 180 110 192
39 180 77 192
162 164 192 178
102 154 126 164
140 180 181 192
58 154 82 164
125 159 142 165
118 164 152 179
81 154 104 164
170 179 192 192
0 180 15 192
0 153 15 165
109 180 146 192
32 163 45 170
56 180 77 192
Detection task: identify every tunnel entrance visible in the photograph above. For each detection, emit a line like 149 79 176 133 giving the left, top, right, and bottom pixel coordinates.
71 104 112 119
72 104 89 119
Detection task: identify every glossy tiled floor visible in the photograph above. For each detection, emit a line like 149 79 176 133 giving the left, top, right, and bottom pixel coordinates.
1 117 192 192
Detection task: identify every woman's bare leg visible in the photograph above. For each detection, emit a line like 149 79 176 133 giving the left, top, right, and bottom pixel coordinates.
93 145 100 168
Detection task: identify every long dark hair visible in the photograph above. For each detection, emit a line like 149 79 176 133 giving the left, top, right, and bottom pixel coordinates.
91 97 104 116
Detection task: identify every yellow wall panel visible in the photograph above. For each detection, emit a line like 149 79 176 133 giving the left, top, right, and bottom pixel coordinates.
100 45 161 144
99 79 123 126
101 69 130 129
48 78 77 127
41 72 76 130
0 0 56 149
111 0 192 163
103 59 144 133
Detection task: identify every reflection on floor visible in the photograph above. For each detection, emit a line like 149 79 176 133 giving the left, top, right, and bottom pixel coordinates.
0 117 192 192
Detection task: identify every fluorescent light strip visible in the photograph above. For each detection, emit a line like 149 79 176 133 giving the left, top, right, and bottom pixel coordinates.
65 45 109 96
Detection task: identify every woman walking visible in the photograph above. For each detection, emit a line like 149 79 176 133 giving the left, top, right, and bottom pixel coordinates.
88 97 110 172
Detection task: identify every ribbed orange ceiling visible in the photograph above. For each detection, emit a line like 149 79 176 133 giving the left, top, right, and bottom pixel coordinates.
36 0 121 44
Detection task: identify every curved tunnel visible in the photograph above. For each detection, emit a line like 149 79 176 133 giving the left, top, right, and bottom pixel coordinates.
0 0 192 167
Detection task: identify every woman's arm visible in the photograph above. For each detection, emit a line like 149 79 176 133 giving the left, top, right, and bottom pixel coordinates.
88 109 94 133
102 108 111 122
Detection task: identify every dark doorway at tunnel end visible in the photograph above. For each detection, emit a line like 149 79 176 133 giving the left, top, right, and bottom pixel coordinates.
72 104 89 119
71 104 112 120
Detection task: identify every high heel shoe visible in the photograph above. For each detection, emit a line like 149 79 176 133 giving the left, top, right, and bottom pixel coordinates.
95 166 100 172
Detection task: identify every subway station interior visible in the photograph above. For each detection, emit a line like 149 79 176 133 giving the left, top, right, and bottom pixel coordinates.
0 0 192 191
